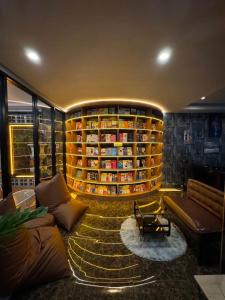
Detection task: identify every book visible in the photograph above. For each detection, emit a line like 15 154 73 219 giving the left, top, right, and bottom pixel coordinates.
76 134 82 142
118 147 133 156
87 159 98 168
86 134 98 142
86 120 98 129
101 147 117 156
86 147 98 156
87 171 99 181
75 121 82 130
137 159 146 168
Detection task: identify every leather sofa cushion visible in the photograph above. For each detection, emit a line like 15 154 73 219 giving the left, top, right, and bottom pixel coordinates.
35 173 71 212
0 226 35 296
24 213 55 229
187 179 224 220
0 193 16 215
23 226 71 288
0 225 71 296
52 198 88 231
164 195 222 233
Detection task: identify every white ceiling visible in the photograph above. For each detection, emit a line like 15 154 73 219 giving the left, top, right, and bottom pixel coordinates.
1 0 225 112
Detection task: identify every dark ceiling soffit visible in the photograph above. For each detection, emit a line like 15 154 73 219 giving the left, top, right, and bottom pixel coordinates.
0 64 65 112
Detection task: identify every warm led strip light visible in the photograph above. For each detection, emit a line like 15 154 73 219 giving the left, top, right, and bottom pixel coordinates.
68 244 138 271
68 256 145 283
69 237 133 257
9 124 33 175
65 98 166 113
68 260 157 289
73 233 123 245
81 223 120 232
86 213 131 219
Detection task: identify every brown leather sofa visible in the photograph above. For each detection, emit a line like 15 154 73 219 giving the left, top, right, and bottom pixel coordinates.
163 179 224 265
0 193 71 297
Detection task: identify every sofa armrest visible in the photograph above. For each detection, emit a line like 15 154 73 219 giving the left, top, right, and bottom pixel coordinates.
163 196 199 232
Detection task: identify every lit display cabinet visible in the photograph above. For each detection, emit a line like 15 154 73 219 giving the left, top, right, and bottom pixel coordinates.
66 105 163 197
37 100 53 180
55 110 64 173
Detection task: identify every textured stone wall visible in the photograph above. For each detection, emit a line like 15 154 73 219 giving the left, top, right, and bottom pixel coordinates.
163 113 225 186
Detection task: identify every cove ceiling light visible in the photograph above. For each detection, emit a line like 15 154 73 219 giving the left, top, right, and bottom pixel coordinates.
157 47 173 65
24 48 41 64
65 98 166 113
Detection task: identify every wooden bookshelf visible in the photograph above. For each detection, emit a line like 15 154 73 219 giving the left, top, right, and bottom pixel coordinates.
66 105 163 197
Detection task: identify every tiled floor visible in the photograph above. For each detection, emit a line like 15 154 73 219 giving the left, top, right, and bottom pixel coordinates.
13 193 219 300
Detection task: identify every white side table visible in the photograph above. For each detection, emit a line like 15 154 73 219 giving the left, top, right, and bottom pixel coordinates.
194 275 225 300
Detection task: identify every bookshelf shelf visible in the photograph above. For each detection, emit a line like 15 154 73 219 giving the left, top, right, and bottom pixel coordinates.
66 105 163 197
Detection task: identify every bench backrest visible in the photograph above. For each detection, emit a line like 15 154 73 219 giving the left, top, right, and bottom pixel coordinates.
187 179 224 220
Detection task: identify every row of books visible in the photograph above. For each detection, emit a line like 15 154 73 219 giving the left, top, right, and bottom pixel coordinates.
119 132 133 142
118 120 134 128
118 183 146 194
136 120 147 129
136 170 147 180
101 160 117 169
100 133 116 142
86 184 117 195
118 147 132 156
101 147 117 156
137 159 146 168
87 171 99 181
100 172 134 182
118 107 146 115
118 160 133 169
86 134 98 142
86 147 98 156
100 118 117 128
101 160 134 169
86 120 98 129
87 159 98 168
137 146 146 155
137 133 148 142
101 173 118 182
86 107 116 115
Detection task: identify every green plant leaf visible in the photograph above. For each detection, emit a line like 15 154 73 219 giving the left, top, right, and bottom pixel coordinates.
0 206 48 236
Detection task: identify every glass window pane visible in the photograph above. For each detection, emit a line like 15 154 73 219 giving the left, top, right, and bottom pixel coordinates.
55 110 64 173
37 100 52 180
7 80 34 192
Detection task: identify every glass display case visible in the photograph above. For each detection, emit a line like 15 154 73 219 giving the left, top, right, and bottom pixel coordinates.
7 80 35 191
37 99 53 180
55 110 64 172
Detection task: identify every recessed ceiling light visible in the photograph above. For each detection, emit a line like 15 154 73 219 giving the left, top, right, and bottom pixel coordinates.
157 47 172 65
24 48 41 64
201 96 206 100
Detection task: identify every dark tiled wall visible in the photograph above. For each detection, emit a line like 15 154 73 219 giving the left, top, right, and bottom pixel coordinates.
163 113 225 186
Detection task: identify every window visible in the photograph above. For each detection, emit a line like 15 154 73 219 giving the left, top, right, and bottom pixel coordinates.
7 80 34 191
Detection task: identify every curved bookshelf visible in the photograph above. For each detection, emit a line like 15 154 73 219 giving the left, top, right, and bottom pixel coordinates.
66 105 163 197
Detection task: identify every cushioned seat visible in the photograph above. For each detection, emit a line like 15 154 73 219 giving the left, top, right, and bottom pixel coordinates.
22 226 71 289
24 213 55 229
164 195 221 233
0 193 71 297
163 179 224 265
35 173 88 231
